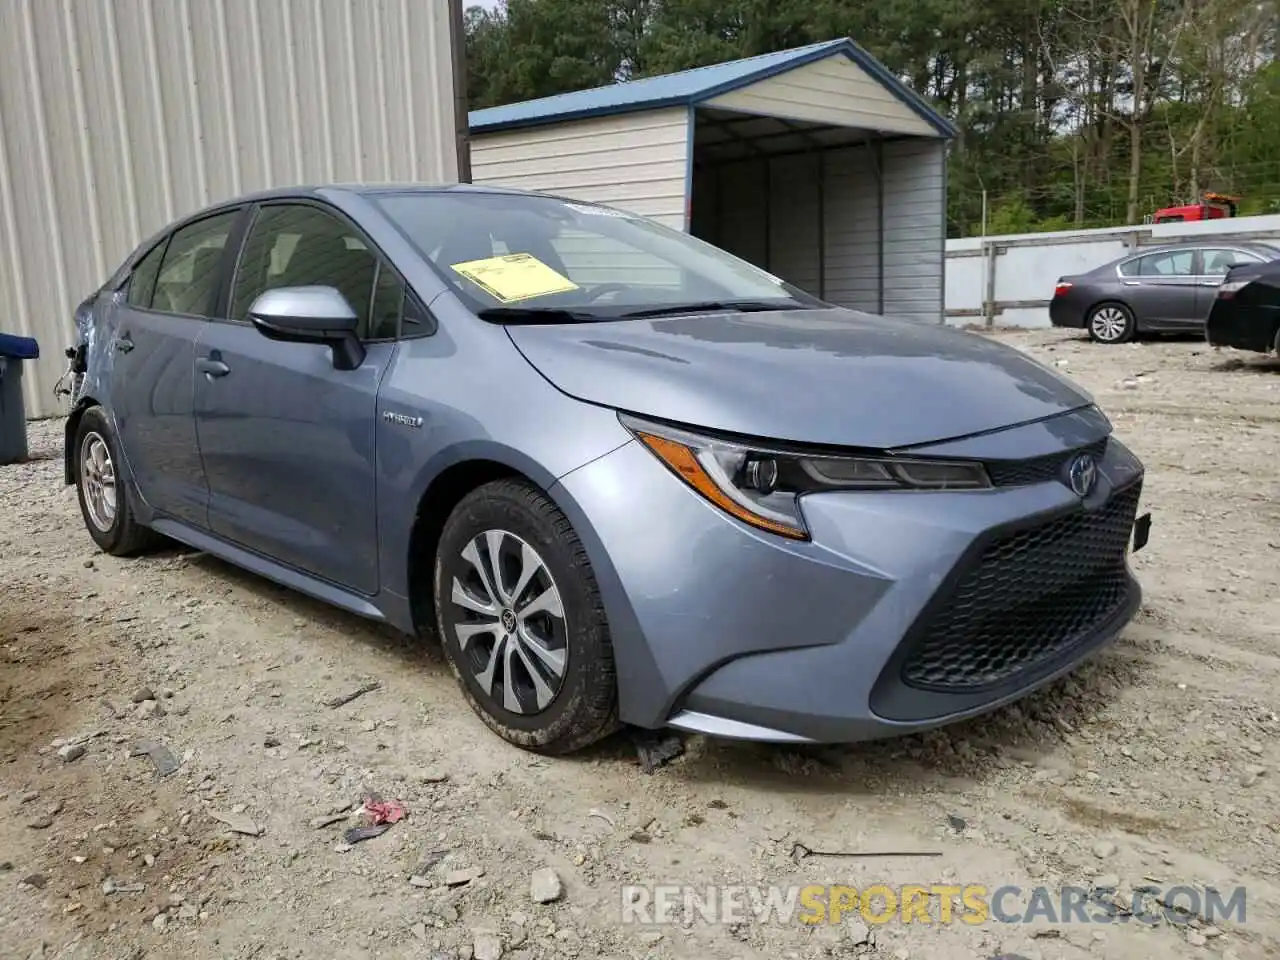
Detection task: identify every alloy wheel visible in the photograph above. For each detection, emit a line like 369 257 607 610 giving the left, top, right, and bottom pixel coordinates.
448 529 568 715
1090 306 1130 343
80 431 118 532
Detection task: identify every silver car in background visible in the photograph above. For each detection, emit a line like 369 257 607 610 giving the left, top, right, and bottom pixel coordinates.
65 184 1151 753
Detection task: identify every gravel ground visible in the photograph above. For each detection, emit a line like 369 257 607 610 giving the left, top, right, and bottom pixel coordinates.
1 329 1278 960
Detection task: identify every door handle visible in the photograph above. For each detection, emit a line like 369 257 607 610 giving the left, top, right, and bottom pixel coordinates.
113 336 134 353
1122 280 1141 286
196 357 230 379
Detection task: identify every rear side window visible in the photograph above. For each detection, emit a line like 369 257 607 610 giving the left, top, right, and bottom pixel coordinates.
1201 248 1260 275
151 211 239 317
126 241 167 308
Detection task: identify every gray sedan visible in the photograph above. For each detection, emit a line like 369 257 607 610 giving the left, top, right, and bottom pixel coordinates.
1050 242 1280 343
65 184 1149 753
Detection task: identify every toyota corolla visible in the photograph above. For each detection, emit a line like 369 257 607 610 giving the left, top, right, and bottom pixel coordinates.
64 184 1151 753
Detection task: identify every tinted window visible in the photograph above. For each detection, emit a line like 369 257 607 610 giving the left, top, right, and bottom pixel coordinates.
233 204 383 338
126 240 168 308
1129 251 1195 277
152 211 239 316
1201 248 1260 275
368 263 405 340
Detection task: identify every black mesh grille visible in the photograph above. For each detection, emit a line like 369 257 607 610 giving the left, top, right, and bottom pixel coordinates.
901 480 1142 690
985 439 1109 488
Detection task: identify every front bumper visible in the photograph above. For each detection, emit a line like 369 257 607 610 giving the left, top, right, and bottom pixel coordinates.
552 414 1147 744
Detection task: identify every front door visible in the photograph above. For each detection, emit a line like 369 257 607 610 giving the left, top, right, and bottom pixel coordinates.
107 209 241 526
192 202 403 595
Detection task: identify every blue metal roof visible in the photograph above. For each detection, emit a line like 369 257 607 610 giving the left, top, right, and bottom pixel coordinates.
468 38 957 138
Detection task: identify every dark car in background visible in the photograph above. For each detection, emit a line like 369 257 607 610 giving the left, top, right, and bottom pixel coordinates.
1206 258 1280 355
1050 242 1280 344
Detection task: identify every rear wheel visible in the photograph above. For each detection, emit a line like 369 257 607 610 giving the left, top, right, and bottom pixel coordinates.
1087 303 1136 344
74 406 162 556
433 479 619 754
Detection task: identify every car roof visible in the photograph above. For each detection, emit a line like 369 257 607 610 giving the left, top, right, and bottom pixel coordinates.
1097 239 1280 270
198 181 532 206
113 182 556 280
1115 239 1280 259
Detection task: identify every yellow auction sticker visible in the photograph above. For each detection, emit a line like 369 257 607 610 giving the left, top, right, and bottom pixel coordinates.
450 253 580 303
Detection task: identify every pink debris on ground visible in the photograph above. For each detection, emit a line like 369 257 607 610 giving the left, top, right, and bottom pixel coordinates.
362 798 406 826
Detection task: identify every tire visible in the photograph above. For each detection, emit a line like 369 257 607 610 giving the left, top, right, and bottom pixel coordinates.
1087 302 1136 344
433 479 619 755
74 406 162 556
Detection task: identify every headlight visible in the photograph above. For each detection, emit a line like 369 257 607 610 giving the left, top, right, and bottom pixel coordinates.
619 414 991 541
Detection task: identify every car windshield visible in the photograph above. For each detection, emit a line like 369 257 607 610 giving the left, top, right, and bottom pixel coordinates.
372 190 824 321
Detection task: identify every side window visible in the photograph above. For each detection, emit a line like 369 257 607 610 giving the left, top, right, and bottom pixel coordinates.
126 240 168 308
232 204 380 338
1118 258 1141 277
1202 248 1259 275
368 263 405 340
152 211 239 316
1137 251 1194 277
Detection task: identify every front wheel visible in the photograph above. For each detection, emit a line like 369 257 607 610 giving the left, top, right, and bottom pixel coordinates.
433 479 619 754
1087 303 1136 344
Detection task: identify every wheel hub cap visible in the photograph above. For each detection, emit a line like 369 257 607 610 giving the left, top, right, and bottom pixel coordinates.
80 432 118 532
1092 308 1126 341
449 530 568 716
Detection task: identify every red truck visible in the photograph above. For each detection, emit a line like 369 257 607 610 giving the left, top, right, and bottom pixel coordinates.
1149 192 1240 224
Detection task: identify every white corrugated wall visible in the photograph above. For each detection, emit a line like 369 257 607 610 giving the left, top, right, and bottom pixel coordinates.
704 53 938 139
470 109 690 229
0 0 461 419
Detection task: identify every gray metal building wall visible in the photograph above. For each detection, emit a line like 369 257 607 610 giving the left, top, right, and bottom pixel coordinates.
694 139 948 324
0 0 463 419
879 138 946 324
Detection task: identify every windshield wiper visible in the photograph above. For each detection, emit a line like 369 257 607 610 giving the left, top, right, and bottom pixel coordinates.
477 306 603 325
616 299 810 319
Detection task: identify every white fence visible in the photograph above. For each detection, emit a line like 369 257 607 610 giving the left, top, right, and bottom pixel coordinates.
944 213 1280 328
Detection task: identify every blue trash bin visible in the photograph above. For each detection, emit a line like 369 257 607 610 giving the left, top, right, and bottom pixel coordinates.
0 333 40 466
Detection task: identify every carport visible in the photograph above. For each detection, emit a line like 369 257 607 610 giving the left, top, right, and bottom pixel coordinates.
469 39 958 323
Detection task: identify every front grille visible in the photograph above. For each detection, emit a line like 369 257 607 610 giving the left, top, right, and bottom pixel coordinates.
901 479 1142 690
985 438 1109 487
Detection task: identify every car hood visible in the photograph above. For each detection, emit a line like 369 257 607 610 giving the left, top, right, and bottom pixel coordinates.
505 307 1093 449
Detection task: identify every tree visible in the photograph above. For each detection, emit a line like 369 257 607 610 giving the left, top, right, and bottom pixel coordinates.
463 0 1280 235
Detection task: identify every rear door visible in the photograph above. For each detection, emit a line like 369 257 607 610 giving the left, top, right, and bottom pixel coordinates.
1118 249 1199 328
107 208 242 527
193 200 404 595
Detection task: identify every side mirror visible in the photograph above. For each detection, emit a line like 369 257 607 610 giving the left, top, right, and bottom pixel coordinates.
248 286 366 370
